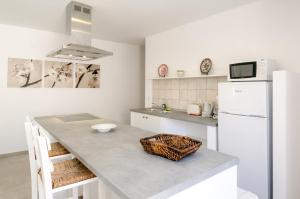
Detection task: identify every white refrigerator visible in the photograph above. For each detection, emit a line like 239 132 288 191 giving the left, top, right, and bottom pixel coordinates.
218 82 272 199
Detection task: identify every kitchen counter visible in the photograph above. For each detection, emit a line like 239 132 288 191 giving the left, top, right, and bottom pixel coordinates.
131 108 218 127
34 113 237 199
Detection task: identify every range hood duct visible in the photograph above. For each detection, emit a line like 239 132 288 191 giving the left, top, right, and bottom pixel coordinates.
47 1 113 61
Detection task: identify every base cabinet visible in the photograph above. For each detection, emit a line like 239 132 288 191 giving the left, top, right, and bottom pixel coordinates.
130 112 161 132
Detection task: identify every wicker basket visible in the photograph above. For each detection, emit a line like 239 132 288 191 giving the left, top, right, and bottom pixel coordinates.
140 134 202 161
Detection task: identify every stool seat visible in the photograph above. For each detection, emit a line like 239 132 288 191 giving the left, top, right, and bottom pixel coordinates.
48 142 70 157
51 159 96 189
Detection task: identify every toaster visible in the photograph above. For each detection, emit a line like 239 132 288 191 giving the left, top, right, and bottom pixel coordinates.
187 104 202 116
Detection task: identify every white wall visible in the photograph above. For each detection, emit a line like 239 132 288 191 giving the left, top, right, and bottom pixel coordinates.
273 71 300 199
145 0 300 106
0 24 144 154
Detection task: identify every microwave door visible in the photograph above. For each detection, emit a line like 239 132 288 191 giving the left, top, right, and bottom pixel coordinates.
230 62 257 79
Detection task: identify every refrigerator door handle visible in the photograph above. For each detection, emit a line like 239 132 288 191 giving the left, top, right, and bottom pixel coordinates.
220 111 266 118
248 114 266 118
220 111 231 115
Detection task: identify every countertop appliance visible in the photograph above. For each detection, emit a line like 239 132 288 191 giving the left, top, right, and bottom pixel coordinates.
187 104 202 116
218 81 272 199
202 102 213 117
228 59 276 81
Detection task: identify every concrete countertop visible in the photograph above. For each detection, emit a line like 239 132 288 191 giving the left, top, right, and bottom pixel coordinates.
34 113 237 199
131 108 218 127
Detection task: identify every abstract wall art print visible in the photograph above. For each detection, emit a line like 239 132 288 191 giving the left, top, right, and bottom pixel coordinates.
75 64 100 88
44 61 73 88
7 58 43 88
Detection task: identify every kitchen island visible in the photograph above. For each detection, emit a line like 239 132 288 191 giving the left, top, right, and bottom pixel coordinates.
34 113 238 199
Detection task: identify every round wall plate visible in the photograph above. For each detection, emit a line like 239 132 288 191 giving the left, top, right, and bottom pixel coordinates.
200 58 212 74
158 64 168 77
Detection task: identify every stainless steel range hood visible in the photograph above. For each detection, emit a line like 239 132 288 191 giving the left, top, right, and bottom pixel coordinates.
47 1 113 61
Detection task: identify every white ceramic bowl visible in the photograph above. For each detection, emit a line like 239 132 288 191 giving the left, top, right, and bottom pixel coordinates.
91 123 117 133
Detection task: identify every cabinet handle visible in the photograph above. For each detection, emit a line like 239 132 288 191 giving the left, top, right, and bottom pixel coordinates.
142 116 148 119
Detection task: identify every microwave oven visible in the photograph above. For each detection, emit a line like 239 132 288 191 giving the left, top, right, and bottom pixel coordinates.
228 59 276 81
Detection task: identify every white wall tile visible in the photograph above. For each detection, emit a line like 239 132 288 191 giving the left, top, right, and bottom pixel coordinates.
159 98 167 105
187 78 197 89
153 77 222 109
152 97 159 104
206 77 218 90
153 80 159 89
197 78 207 89
206 90 218 102
171 90 179 100
188 89 197 101
166 99 172 107
197 90 207 102
171 79 180 90
172 100 179 109
180 79 188 89
153 89 158 99
159 90 166 99
165 89 172 99
180 90 188 101
179 100 188 110
165 80 173 89
158 80 166 89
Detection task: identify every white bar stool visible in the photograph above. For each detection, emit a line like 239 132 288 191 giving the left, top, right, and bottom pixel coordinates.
26 116 72 160
33 126 97 199
25 122 40 199
25 119 73 199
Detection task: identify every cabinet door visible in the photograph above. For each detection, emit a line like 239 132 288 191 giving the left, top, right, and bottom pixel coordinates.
130 112 161 132
219 82 270 117
218 112 270 199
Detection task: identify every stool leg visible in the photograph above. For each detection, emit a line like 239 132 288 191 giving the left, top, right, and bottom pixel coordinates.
72 187 78 199
37 176 44 199
31 175 38 199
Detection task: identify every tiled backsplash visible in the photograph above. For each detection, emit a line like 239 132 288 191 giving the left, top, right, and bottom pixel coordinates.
152 77 227 110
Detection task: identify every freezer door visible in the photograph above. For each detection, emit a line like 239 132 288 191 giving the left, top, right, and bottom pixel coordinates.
218 112 271 199
218 82 270 117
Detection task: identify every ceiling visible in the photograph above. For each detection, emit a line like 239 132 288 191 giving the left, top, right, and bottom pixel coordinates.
0 0 257 44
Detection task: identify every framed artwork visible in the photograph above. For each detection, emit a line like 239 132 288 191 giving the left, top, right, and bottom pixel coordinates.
44 61 73 88
75 64 100 88
7 58 43 88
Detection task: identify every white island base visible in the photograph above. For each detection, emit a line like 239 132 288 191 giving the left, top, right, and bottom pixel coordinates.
97 165 238 199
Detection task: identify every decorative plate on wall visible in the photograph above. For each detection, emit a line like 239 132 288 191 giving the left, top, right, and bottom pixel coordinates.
200 58 212 75
158 64 168 77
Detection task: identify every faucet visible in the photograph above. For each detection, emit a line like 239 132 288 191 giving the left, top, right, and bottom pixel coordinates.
152 103 167 111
